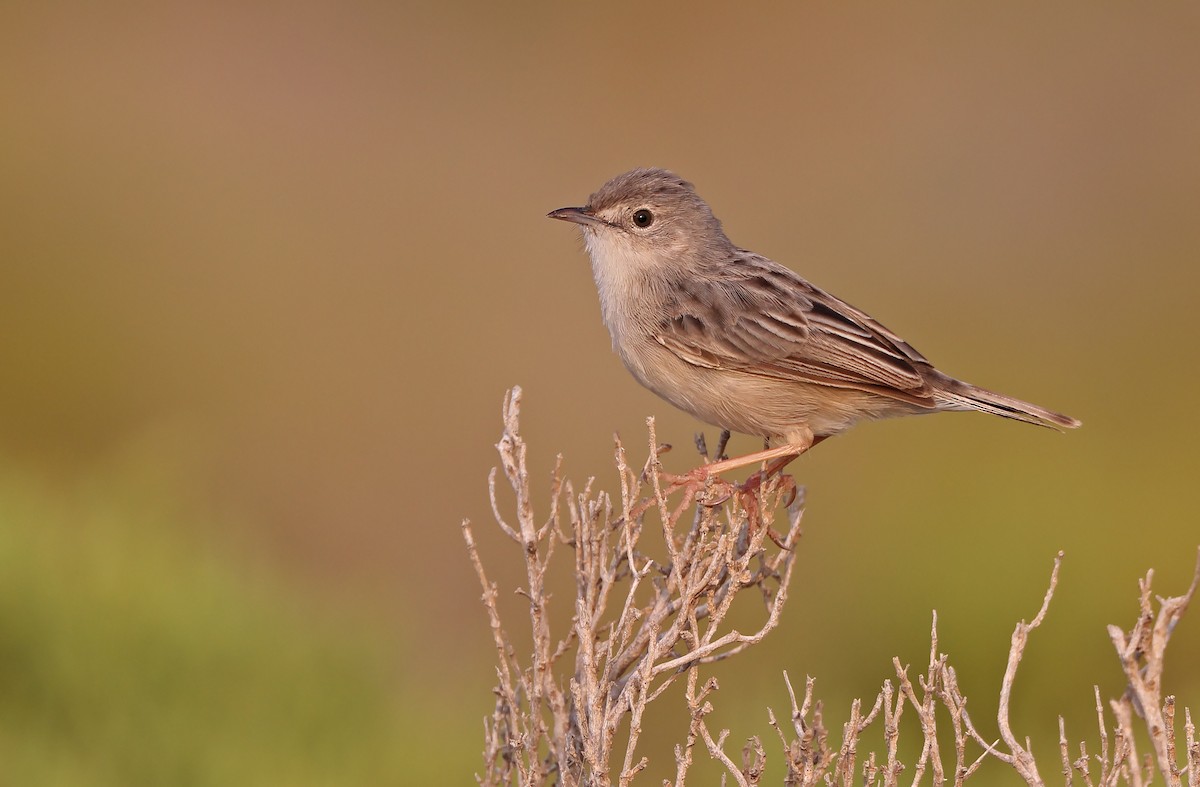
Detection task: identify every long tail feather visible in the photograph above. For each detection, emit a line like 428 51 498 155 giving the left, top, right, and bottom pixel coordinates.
936 379 1081 430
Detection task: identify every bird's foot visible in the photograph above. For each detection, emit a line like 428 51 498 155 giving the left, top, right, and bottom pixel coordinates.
733 472 798 550
737 454 800 501
625 439 810 529
660 465 737 507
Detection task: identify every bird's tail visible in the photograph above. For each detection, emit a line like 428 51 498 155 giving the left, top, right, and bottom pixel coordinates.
936 378 1081 431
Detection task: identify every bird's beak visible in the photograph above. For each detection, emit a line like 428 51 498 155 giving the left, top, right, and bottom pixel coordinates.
547 206 606 228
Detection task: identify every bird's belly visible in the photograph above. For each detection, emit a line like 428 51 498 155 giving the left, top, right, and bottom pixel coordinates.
620 342 898 442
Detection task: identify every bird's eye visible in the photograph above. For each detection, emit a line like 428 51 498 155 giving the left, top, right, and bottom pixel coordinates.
632 208 654 228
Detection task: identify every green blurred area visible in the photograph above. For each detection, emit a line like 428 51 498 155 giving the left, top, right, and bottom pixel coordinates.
2 1 1199 783
0 461 459 785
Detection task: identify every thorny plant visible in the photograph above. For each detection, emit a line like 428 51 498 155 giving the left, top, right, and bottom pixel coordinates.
463 387 1199 786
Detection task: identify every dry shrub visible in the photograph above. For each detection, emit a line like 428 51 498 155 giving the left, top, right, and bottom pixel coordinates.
463 387 1199 786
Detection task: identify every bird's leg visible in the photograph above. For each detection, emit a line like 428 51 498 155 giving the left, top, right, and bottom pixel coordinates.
727 432 820 545
733 454 800 549
665 432 810 492
644 431 816 524
738 452 802 495
658 443 797 506
702 443 807 475
738 432 825 492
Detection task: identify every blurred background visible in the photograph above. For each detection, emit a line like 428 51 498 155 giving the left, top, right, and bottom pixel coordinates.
3 2 1199 784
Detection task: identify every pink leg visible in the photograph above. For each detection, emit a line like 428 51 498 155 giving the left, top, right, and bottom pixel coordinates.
703 424 817 475
648 431 818 522
700 441 801 472
701 443 807 475
660 442 805 493
658 439 808 503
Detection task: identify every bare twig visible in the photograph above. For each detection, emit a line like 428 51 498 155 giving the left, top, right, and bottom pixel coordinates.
1106 547 1200 787
468 390 803 785
466 388 1197 786
1185 707 1198 787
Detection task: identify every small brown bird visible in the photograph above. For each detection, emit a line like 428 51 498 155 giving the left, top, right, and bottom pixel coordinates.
549 168 1079 474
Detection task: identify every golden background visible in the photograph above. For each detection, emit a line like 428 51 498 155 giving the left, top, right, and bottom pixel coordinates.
2 2 1198 783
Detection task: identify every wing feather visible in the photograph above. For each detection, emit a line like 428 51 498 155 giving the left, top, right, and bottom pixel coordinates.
653 251 940 407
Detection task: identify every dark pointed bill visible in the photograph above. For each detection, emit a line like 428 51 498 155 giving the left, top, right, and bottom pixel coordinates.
547 206 607 228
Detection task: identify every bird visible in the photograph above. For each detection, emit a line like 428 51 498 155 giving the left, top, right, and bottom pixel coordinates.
548 167 1079 476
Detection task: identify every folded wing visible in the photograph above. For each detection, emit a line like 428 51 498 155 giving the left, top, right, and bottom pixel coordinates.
653 251 941 408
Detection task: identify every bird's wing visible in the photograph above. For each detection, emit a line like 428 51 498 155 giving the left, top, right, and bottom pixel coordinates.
652 252 940 407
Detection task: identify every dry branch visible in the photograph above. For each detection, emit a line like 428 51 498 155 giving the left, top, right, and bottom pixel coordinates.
464 388 1198 786
465 387 802 785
